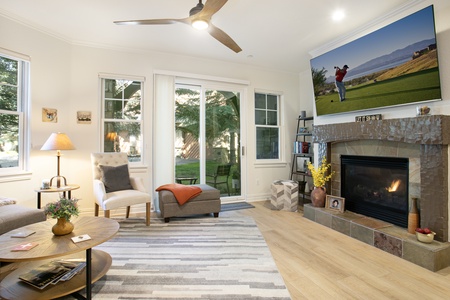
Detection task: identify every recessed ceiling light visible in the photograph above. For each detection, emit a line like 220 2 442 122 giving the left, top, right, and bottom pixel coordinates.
332 10 345 22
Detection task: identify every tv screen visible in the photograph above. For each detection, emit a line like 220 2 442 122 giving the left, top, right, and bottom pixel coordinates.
310 5 441 116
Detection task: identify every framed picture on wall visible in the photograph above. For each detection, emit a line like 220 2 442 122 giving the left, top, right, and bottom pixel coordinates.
325 195 345 213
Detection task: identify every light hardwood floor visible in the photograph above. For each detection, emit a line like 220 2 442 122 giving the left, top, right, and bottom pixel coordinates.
223 201 450 300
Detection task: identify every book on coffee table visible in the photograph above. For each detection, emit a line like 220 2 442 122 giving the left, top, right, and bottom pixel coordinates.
10 229 36 238
11 242 38 251
19 261 72 289
19 259 86 289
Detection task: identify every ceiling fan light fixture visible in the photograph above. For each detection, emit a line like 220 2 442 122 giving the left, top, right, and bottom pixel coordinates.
192 19 209 30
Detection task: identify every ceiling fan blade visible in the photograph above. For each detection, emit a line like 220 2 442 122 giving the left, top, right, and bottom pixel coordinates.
208 23 242 53
197 0 228 19
114 18 181 25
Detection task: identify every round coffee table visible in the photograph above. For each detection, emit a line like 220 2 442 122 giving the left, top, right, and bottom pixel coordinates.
0 216 119 300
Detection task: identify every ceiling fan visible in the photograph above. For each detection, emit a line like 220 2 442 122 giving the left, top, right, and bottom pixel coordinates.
114 0 242 53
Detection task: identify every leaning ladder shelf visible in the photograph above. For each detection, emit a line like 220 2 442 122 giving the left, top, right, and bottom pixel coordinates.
290 116 314 206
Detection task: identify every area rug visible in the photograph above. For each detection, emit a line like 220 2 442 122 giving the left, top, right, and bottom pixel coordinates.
83 216 291 299
220 202 255 212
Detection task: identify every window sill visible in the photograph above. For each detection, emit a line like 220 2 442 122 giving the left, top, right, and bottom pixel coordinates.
254 161 287 168
0 171 32 183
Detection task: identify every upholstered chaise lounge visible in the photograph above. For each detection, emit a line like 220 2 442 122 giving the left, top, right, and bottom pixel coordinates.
158 184 220 223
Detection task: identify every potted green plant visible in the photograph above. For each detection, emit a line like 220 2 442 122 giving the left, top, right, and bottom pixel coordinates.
44 197 79 235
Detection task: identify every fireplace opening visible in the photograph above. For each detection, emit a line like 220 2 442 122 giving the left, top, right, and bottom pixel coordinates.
341 155 409 228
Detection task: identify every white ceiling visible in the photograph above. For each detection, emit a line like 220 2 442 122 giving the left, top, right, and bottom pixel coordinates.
1 0 448 73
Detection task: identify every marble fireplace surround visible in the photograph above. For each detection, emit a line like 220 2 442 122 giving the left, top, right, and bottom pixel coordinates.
312 115 450 242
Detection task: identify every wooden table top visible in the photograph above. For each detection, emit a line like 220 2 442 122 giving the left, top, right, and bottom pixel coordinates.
0 216 119 262
34 184 80 193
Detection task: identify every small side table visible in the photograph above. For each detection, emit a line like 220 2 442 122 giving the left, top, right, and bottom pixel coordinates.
34 184 80 209
175 177 198 185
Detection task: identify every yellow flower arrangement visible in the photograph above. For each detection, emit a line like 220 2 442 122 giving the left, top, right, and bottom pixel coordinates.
307 157 335 187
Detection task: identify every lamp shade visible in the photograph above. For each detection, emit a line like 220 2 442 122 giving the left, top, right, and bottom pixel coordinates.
41 133 76 151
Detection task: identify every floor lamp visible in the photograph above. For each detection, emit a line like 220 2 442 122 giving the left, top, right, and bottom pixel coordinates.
41 132 76 188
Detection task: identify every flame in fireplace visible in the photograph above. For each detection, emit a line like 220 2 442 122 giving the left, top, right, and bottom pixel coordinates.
386 179 401 192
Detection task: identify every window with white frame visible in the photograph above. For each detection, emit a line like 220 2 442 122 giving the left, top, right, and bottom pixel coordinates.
255 92 280 160
0 51 29 173
101 77 143 163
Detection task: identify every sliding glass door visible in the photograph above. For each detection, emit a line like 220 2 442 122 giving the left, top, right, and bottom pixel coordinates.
175 83 242 198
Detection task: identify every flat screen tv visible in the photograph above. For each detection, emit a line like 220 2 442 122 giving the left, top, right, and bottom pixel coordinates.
310 5 441 116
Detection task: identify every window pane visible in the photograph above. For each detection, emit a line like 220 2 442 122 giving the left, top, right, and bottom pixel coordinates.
255 93 266 109
0 114 19 168
256 127 279 159
0 56 18 85
123 98 141 120
267 95 277 110
255 110 266 125
104 80 141 120
175 86 200 182
0 85 18 111
104 121 141 161
267 111 278 125
105 99 123 119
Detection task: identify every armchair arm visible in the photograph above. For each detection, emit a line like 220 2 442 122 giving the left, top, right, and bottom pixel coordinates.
93 179 107 203
130 176 147 193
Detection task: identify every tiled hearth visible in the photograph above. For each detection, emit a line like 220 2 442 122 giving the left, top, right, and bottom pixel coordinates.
304 204 450 271
305 115 450 271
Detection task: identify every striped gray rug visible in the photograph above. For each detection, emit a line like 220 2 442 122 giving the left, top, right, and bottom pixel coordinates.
86 216 291 299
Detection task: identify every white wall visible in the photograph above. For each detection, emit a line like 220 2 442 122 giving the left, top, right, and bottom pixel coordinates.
0 14 300 213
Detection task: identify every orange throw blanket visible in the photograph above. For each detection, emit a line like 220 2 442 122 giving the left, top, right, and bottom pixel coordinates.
155 183 202 205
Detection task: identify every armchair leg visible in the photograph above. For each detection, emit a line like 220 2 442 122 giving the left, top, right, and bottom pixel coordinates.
104 210 110 218
145 202 151 226
94 203 99 217
126 206 131 219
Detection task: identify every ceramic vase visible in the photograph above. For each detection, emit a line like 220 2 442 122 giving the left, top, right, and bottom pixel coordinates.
311 186 326 207
52 218 74 236
408 198 420 234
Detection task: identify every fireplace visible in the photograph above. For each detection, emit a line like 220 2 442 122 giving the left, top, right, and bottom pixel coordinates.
303 116 450 271
313 115 450 242
341 155 409 228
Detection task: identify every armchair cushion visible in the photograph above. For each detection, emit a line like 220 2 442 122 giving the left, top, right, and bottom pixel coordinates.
99 164 133 193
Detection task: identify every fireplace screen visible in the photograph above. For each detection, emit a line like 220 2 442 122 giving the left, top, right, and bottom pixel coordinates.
341 155 409 227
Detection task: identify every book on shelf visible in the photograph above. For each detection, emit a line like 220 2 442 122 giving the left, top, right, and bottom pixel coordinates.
293 141 311 154
19 259 86 290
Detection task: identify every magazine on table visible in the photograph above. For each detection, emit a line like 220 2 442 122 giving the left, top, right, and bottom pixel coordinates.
19 259 86 289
